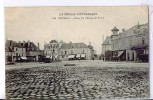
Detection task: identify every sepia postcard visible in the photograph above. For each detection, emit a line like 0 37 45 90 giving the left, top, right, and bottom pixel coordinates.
5 6 149 99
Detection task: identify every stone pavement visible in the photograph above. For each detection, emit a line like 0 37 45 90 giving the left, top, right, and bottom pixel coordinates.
6 61 149 99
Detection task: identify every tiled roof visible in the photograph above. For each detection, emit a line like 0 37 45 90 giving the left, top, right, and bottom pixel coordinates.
5 40 40 51
60 43 89 49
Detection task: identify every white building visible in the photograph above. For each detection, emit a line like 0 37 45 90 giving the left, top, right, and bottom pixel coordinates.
111 23 149 61
44 40 64 61
59 42 94 60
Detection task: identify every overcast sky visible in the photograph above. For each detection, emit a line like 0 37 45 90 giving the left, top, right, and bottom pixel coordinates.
5 6 148 54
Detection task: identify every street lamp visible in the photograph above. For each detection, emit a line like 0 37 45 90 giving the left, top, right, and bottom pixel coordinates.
52 48 55 61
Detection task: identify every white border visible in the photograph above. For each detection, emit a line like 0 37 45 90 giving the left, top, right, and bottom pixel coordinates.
0 0 5 99
1 0 153 99
3 0 153 7
149 5 153 99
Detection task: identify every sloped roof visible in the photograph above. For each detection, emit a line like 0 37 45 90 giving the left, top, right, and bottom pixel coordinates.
121 23 148 37
25 42 40 51
5 40 18 47
5 40 40 51
5 47 13 52
102 36 111 45
60 43 88 49
111 26 119 31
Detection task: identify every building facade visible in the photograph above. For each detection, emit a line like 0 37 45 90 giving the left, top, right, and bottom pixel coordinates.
101 36 111 60
102 23 149 62
59 42 94 60
25 41 43 61
5 40 43 63
44 40 64 61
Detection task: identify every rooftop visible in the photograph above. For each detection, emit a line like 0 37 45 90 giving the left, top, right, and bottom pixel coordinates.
60 43 89 49
111 26 119 32
102 36 111 45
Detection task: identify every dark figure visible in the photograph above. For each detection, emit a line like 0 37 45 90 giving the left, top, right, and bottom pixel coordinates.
103 57 104 61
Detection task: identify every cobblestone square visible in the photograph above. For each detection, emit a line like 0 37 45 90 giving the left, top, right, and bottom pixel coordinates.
6 60 149 99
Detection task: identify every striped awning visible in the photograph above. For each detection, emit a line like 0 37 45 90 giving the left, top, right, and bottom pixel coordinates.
118 51 124 57
46 56 52 58
76 54 81 58
21 57 27 60
81 54 86 58
67 55 75 58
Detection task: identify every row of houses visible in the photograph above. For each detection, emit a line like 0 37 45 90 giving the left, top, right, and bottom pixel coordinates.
5 40 43 63
5 40 95 63
44 40 94 61
102 23 149 62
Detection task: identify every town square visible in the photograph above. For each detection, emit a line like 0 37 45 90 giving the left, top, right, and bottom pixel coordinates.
5 6 149 99
6 61 149 99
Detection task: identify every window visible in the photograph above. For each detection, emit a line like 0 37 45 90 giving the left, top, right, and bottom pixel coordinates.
49 46 50 49
142 38 145 45
113 43 115 49
22 48 23 51
132 52 134 61
71 50 73 54
143 28 146 33
65 51 67 55
61 51 63 55
16 48 18 51
127 53 130 61
22 53 23 56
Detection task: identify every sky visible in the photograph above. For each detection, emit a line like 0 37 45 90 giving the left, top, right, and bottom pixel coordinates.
5 6 148 54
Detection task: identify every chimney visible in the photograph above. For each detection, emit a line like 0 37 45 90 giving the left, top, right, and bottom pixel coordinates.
89 41 91 46
37 42 40 50
18 41 21 47
27 40 30 47
122 28 125 32
23 41 26 46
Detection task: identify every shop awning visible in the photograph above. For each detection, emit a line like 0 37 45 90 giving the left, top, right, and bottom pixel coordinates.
67 55 75 59
46 56 52 58
81 54 86 58
76 54 81 58
118 51 124 57
55 55 58 58
21 57 27 60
